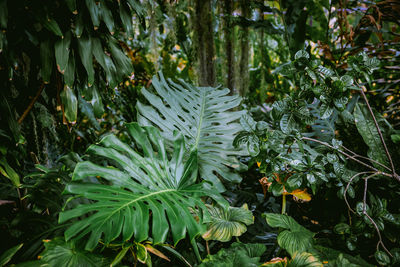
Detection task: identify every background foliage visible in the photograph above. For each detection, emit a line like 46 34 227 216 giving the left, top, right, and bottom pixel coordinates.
1 0 400 266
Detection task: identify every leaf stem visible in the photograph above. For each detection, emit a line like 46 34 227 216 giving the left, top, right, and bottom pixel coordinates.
191 238 202 263
281 194 286 214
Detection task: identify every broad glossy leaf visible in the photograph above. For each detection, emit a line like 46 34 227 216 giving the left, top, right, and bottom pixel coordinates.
137 72 247 191
85 0 100 29
99 0 114 34
60 85 77 123
64 52 75 87
39 238 108 267
74 12 84 38
40 40 54 83
202 204 254 242
354 103 388 169
280 113 297 134
288 252 322 267
264 213 314 256
55 31 71 74
60 123 227 250
109 39 132 80
77 35 94 86
119 2 133 34
41 17 63 37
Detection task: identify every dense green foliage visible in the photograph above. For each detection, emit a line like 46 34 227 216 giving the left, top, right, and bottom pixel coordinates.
1 0 400 266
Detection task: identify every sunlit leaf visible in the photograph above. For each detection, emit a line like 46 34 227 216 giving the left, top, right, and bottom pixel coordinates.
202 204 254 242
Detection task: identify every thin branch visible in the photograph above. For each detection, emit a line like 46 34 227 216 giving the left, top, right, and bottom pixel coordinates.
362 174 392 257
301 137 391 177
17 83 45 124
344 171 373 214
341 145 391 172
359 85 399 182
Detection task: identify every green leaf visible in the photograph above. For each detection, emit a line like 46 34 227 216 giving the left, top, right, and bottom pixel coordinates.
64 52 75 87
294 50 309 60
77 35 94 86
137 72 247 192
202 204 254 242
334 223 350 235
320 103 333 119
375 251 390 266
354 103 388 169
240 114 256 132
40 40 54 83
0 0 8 29
54 31 71 74
199 242 265 267
247 135 260 156
100 0 114 34
65 0 76 13
0 244 23 267
264 213 314 256
119 2 133 34
85 0 100 29
288 252 322 267
59 123 227 249
74 12 84 38
41 17 63 37
39 238 109 267
60 85 78 123
280 113 297 134
136 243 148 263
0 157 20 187
110 247 129 267
90 85 104 118
109 38 132 80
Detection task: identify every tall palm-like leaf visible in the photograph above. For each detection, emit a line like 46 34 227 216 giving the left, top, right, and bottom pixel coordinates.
59 123 227 250
136 72 247 192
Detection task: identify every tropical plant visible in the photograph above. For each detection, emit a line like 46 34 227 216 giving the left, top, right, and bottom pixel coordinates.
59 123 228 251
202 204 254 242
136 72 247 191
264 213 374 267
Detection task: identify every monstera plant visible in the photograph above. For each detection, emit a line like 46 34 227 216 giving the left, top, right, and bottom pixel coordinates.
137 72 247 191
59 123 228 250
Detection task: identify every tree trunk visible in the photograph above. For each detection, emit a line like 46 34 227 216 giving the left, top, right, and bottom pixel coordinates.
223 0 236 94
194 0 216 87
239 0 250 96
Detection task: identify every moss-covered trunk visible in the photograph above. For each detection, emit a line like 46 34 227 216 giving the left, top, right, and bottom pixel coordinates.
223 0 236 94
194 0 216 87
239 0 250 96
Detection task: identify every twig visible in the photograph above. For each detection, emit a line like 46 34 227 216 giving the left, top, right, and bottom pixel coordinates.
362 174 392 257
17 83 45 124
344 171 373 214
341 145 391 172
358 85 399 182
301 137 392 177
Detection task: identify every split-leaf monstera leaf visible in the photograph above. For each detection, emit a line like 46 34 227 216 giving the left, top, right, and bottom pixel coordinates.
202 204 254 242
59 123 227 250
136 72 247 192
